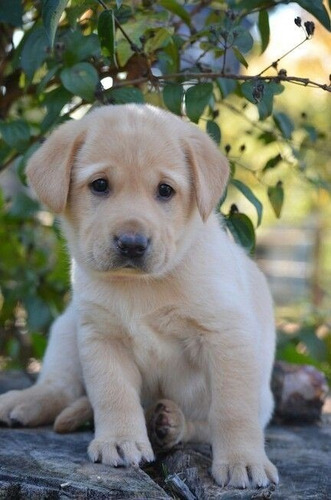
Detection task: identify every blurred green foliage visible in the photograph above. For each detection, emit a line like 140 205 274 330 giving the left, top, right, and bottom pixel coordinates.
0 0 330 378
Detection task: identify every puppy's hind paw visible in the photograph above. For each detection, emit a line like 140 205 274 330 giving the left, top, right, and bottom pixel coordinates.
146 399 186 450
54 396 93 433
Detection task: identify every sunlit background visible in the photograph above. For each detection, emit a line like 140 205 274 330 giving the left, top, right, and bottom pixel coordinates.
223 4 330 317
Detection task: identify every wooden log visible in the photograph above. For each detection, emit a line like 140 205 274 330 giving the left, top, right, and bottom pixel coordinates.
272 361 329 423
152 421 331 499
0 368 329 498
0 427 170 499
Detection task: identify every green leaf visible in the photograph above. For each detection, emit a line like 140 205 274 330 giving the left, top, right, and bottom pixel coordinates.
41 86 72 131
0 142 11 164
241 80 284 120
295 0 330 31
258 131 276 144
60 62 99 102
217 78 237 98
299 326 328 362
17 143 41 185
185 83 213 123
31 332 48 359
235 0 270 12
163 84 183 115
273 112 294 139
8 192 40 218
0 120 31 153
277 342 317 367
256 84 275 120
268 181 284 218
225 211 256 254
98 9 117 67
303 124 318 142
0 0 23 26
159 0 191 26
21 28 50 80
206 120 221 145
241 80 259 104
114 4 132 24
232 47 248 69
258 10 270 54
105 87 144 104
116 38 134 67
25 296 52 330
144 27 173 54
231 179 263 227
231 26 254 53
62 31 100 66
262 153 282 173
42 0 69 47
158 40 180 74
37 65 60 94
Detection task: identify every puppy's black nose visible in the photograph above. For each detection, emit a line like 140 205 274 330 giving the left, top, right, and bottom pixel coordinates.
114 233 149 259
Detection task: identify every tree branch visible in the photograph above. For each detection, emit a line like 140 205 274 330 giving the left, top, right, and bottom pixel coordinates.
111 71 331 92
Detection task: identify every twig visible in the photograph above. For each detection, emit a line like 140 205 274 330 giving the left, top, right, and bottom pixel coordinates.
165 473 197 500
258 37 309 76
111 71 330 92
95 0 142 53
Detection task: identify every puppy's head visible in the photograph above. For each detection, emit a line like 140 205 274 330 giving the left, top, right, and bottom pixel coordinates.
27 104 229 277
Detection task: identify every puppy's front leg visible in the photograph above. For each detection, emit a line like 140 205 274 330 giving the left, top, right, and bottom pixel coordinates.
208 334 278 489
78 326 154 467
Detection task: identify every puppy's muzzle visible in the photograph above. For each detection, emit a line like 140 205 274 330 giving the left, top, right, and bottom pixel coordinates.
114 232 150 260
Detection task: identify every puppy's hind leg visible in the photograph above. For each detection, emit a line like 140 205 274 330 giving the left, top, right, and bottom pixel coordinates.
146 399 210 450
0 303 84 428
55 396 93 433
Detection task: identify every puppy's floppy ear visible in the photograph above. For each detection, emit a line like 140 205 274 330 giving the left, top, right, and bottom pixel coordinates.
184 126 229 222
26 119 86 213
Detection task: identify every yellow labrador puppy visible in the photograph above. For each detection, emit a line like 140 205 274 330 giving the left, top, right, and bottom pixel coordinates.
0 104 278 488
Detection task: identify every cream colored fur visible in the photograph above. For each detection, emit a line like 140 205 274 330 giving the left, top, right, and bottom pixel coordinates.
0 104 278 488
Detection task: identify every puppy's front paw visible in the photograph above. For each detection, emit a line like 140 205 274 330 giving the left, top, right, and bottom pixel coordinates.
146 399 185 450
88 436 154 467
212 454 279 489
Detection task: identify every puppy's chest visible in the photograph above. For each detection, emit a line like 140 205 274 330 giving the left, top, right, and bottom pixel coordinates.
128 317 183 370
126 305 208 372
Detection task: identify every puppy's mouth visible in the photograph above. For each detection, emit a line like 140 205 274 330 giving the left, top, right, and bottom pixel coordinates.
108 257 150 276
116 261 145 273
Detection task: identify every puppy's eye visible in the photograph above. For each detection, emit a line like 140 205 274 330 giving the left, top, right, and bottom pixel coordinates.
90 178 109 195
157 183 175 200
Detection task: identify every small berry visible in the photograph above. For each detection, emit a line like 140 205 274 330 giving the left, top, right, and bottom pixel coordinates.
278 69 287 78
252 82 264 103
230 204 239 215
304 21 315 37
